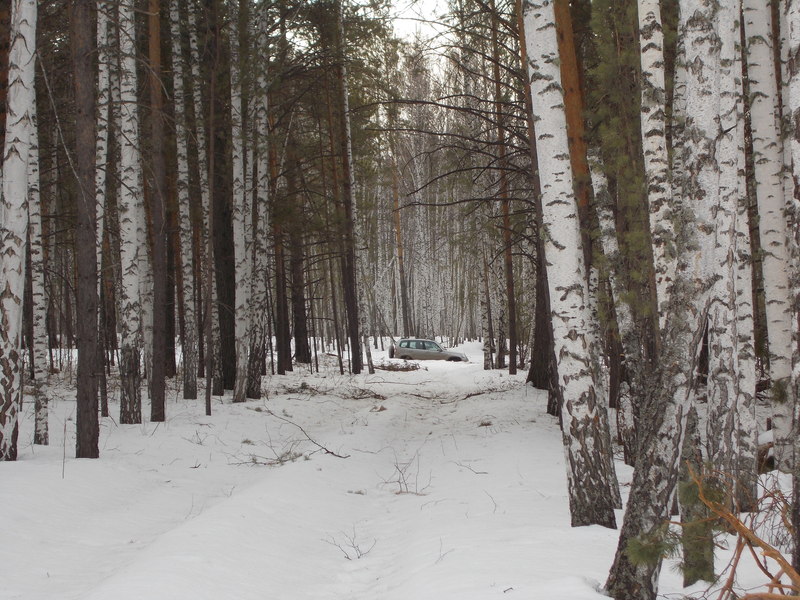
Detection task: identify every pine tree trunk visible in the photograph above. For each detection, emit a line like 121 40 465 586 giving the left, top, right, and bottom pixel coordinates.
72 0 99 457
335 0 361 374
523 0 618 530
147 0 167 422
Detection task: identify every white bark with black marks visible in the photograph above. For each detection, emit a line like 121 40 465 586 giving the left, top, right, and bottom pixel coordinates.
743 0 794 470
30 84 47 446
230 0 251 403
638 0 674 324
606 0 721 595
170 0 198 399
523 0 618 529
0 0 36 460
117 0 144 424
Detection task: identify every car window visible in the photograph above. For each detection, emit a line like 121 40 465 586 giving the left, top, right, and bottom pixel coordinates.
414 341 425 349
425 341 440 351
400 341 409 348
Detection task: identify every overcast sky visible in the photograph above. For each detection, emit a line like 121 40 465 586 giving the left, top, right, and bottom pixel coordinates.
391 0 447 40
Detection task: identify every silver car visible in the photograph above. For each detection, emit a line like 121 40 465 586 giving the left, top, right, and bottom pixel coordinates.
390 338 468 362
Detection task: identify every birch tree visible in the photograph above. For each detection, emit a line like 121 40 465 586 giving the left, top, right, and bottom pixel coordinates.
707 0 743 481
606 0 721 595
29 98 47 446
638 0 674 326
96 0 112 416
590 151 638 464
246 2 270 399
0 0 36 461
230 0 252 403
786 0 800 570
523 0 618 529
117 0 144 424
743 0 794 470
170 0 198 399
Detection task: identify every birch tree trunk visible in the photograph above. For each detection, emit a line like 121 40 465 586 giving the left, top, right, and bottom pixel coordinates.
96 0 111 419
29 98 48 446
246 7 269 399
230 0 251 403
735 112 757 511
606 0 720 595
523 0 618 529
590 152 638 464
187 0 220 405
0 0 35 461
707 0 742 481
169 0 198 399
743 0 794 470
638 0 674 326
784 0 800 566
118 0 144 425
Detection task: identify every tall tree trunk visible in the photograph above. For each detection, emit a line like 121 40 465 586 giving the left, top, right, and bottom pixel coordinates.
71 0 99 457
489 0 517 374
606 0 721 595
230 0 251 403
117 0 143 425
516 0 557 400
0 0 35 460
147 0 167 422
523 0 618 529
246 2 270 399
392 160 411 337
335 0 361 374
590 151 638 465
743 0 794 470
29 98 48 446
96 0 111 418
783 0 800 567
707 0 743 482
638 0 674 330
170 0 198 399
554 0 591 261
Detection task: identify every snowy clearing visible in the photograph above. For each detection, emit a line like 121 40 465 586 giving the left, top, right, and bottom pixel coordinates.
2 341 762 599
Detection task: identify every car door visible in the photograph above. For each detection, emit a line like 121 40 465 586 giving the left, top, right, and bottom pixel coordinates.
426 341 448 360
410 340 429 360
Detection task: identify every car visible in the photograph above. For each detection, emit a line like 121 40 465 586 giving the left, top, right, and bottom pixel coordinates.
389 338 468 362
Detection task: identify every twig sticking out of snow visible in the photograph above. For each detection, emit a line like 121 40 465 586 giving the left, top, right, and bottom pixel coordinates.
266 410 350 459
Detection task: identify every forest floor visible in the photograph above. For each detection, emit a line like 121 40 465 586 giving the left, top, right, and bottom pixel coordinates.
2 341 772 599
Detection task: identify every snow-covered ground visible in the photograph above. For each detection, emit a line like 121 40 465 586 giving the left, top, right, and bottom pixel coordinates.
1 341 773 599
